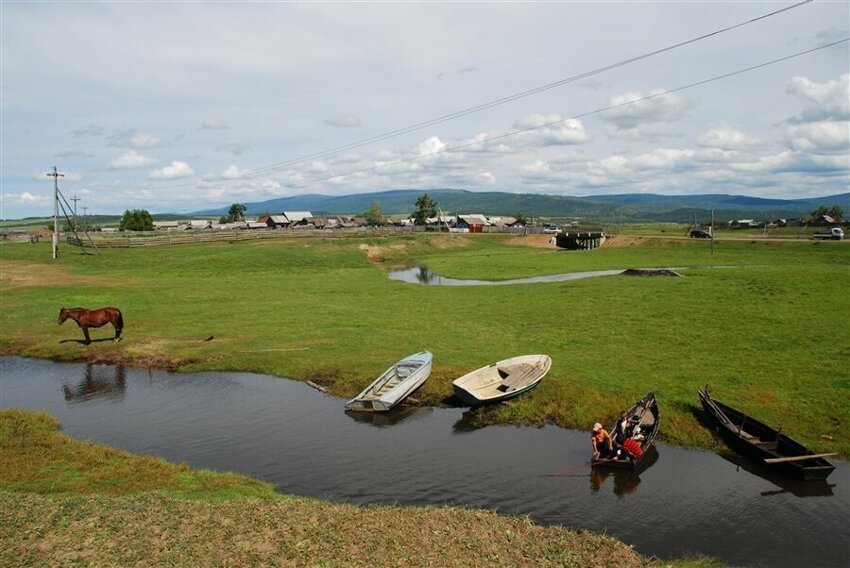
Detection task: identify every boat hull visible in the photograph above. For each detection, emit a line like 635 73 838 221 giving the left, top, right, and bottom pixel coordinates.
345 351 432 412
592 392 660 471
451 354 551 406
698 387 834 481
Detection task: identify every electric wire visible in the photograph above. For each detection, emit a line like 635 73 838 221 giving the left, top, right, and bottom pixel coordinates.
242 38 850 192
142 0 814 192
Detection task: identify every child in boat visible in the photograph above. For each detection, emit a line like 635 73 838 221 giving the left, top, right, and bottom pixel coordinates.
591 423 613 459
621 437 644 461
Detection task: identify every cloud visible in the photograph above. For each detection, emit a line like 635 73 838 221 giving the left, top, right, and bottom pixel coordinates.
417 136 446 157
697 126 758 150
150 161 194 179
457 66 479 75
221 165 245 179
108 150 157 170
72 124 103 137
55 149 94 158
514 115 590 146
215 142 251 155
600 90 692 131
787 121 850 153
476 172 496 184
324 116 361 128
785 74 849 122
109 128 164 149
201 118 229 130
1 191 46 205
522 160 551 175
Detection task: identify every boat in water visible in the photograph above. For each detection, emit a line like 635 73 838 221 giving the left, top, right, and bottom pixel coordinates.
698 386 834 480
452 354 551 406
345 351 433 412
592 391 660 470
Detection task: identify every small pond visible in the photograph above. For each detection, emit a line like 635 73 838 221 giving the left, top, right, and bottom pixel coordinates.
1 356 847 567
387 266 627 285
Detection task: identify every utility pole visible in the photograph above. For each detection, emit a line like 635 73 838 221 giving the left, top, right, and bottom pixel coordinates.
82 206 89 233
46 166 64 259
70 195 81 232
710 209 715 255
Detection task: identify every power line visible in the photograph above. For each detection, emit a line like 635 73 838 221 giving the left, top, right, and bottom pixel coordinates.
145 0 813 192
271 38 849 191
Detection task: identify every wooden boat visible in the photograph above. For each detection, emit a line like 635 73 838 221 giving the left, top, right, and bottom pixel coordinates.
592 392 660 470
452 354 551 406
345 351 432 412
698 386 835 481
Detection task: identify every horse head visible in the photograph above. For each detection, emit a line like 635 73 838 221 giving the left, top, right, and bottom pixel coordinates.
58 308 69 325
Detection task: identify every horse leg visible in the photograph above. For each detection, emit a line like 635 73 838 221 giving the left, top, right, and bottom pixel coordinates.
113 323 122 342
82 326 91 345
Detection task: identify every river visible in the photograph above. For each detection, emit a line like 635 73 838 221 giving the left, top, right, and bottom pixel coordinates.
1 356 847 567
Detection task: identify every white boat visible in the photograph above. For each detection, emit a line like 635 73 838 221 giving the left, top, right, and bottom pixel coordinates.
345 351 433 412
452 354 551 406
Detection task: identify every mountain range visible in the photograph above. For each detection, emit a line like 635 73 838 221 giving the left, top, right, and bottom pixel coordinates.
193 189 850 222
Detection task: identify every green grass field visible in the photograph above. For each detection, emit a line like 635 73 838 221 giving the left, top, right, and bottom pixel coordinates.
2 232 848 456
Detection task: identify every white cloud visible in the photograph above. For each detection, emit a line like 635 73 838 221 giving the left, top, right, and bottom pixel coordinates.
1 191 48 206
150 161 195 179
324 116 361 128
522 160 550 174
417 136 446 157
786 73 849 121
476 171 496 184
787 121 850 153
600 91 692 131
109 128 164 149
697 126 758 150
514 115 590 146
630 148 695 170
201 118 229 130
221 165 245 179
108 150 157 170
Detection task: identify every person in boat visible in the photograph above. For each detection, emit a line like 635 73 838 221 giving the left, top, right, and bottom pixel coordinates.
591 422 613 459
619 436 644 462
613 411 629 446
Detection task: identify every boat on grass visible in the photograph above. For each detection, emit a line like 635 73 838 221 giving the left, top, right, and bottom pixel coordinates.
698 386 835 481
452 354 551 406
592 391 660 470
345 351 432 412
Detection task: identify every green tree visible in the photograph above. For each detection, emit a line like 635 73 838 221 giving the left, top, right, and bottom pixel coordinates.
119 209 154 231
364 200 386 226
413 193 437 225
514 212 528 225
811 205 843 223
228 203 247 222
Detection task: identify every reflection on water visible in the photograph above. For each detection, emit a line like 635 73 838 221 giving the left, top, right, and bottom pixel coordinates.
345 406 433 428
719 452 835 498
590 446 659 497
387 266 626 286
2 356 849 568
62 364 127 404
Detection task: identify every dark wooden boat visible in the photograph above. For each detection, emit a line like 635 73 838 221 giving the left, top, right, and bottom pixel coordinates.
698 386 835 481
592 391 660 470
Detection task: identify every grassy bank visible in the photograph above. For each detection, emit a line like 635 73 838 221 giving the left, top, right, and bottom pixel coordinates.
1 409 712 567
1 233 848 456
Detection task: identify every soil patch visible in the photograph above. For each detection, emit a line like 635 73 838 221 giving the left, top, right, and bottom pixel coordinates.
504 234 555 248
0 260 102 289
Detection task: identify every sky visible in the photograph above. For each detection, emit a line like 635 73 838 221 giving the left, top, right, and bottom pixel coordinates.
1 1 848 219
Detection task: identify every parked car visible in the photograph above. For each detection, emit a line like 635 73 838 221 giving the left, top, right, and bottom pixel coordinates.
542 225 560 234
690 229 712 239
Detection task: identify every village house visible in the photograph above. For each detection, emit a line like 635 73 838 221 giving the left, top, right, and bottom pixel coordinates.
456 214 489 233
282 211 313 226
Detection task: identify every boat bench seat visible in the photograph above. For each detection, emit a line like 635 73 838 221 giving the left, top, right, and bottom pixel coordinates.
498 363 537 390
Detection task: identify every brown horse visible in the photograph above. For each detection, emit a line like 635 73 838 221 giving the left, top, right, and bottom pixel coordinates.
58 307 123 345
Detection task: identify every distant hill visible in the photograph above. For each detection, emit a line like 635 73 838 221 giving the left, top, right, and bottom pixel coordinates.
192 189 850 222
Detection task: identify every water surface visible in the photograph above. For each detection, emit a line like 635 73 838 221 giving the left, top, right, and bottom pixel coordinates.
1 356 847 567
